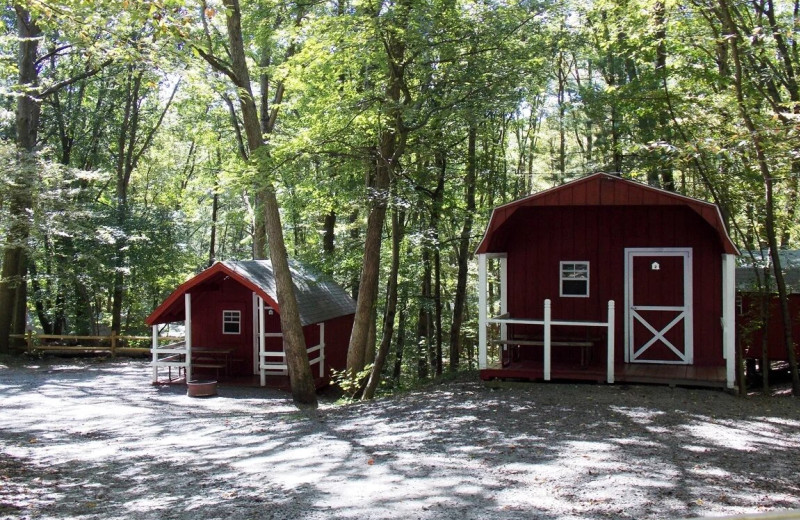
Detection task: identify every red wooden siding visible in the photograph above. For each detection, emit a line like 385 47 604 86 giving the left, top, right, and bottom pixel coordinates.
476 173 737 255
189 278 353 381
738 293 800 362
320 314 353 373
503 205 725 367
145 265 279 326
190 276 256 376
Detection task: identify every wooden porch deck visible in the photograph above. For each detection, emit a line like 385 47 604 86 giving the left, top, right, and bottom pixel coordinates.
480 359 727 388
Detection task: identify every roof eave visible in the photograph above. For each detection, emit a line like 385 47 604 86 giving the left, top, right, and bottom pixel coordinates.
145 262 278 326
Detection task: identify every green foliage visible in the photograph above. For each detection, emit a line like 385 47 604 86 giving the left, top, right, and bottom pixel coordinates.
331 364 374 401
1 0 798 390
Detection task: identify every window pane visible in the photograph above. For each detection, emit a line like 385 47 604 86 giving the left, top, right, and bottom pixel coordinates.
222 310 241 334
561 262 589 297
562 280 587 295
223 322 239 333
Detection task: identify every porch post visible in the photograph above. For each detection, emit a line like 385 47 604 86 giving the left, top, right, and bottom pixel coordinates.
319 322 325 378
185 293 192 383
722 254 736 389
259 297 266 387
543 299 551 381
252 293 259 375
151 324 158 383
607 300 615 384
500 256 508 344
478 253 488 369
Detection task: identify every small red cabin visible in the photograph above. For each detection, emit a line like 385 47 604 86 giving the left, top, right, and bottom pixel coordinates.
476 173 739 388
736 252 800 366
146 260 355 389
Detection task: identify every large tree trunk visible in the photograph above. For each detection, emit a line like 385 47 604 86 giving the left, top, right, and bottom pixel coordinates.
362 207 405 400
345 0 409 383
211 0 317 406
0 6 42 353
346 160 390 375
264 186 317 406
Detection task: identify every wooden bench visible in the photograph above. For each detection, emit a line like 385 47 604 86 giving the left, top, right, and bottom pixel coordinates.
494 338 594 368
158 353 186 381
191 359 226 379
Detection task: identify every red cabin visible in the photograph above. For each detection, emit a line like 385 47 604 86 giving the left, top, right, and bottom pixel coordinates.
736 253 800 366
146 260 355 389
476 173 739 388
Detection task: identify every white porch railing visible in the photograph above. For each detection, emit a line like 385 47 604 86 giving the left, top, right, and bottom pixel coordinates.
151 293 194 383
151 338 190 383
486 299 616 383
259 332 287 387
258 323 326 386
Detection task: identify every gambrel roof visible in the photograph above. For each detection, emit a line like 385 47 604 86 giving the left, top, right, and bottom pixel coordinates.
146 259 356 327
475 173 739 255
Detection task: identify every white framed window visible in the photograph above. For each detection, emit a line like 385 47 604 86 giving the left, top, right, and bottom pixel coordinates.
560 261 590 297
222 310 241 334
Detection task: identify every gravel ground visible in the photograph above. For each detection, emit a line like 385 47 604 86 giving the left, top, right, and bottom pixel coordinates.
1 357 800 520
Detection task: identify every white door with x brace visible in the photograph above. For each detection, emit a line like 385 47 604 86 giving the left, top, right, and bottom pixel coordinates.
625 248 693 364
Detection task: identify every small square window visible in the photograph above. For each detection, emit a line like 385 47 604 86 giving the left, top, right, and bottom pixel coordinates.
222 310 241 334
560 262 589 297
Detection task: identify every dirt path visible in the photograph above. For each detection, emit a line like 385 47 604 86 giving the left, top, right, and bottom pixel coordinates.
1 358 799 520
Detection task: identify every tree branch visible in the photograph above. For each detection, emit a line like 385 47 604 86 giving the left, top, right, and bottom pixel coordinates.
193 45 242 88
39 58 113 98
35 44 72 66
131 77 182 171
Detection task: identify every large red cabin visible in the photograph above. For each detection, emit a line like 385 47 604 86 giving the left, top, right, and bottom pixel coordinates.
476 173 739 388
146 260 355 389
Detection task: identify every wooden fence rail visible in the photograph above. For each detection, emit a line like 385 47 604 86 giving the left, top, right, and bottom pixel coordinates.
9 332 183 357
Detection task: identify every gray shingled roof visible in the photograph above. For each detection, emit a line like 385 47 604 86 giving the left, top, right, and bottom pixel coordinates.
736 250 800 294
221 259 356 326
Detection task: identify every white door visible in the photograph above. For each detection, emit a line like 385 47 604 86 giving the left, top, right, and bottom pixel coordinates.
625 248 693 364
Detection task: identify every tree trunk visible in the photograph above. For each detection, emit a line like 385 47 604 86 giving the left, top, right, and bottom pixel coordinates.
346 161 390 375
345 0 409 383
208 176 219 267
450 126 477 371
202 0 317 407
322 210 336 255
264 186 318 406
653 1 675 191
0 6 42 353
719 0 800 395
431 148 446 376
417 247 432 380
348 209 360 299
392 290 408 383
363 208 405 400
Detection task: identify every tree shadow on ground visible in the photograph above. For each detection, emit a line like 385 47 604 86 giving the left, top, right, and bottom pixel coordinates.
1 359 799 519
